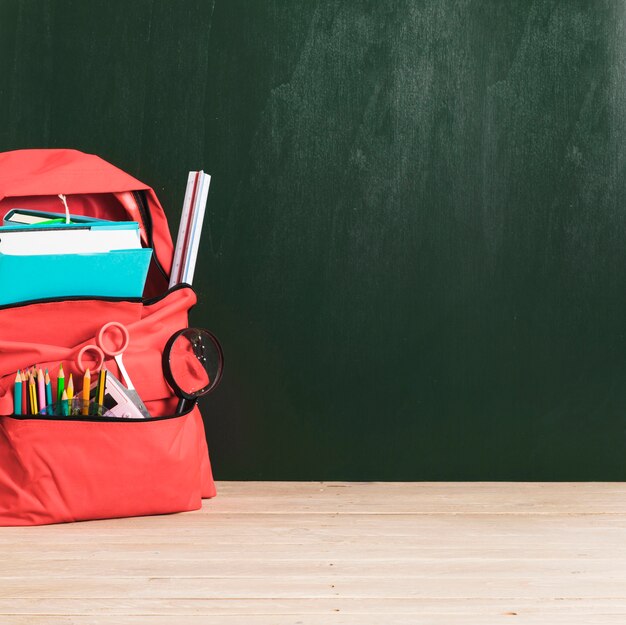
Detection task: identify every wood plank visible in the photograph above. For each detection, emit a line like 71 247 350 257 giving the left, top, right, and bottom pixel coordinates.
6 542 626 559
9 616 626 625
210 482 626 515
1 555 626 578
4 597 626 616
2 513 626 545
8 616 626 625
2 574 626 600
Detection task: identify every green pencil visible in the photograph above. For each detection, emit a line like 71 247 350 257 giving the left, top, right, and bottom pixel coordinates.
56 364 65 414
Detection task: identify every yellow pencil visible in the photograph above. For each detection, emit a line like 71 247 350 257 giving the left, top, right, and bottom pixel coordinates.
82 368 90 416
27 376 33 415
29 374 38 415
98 369 106 405
66 374 74 416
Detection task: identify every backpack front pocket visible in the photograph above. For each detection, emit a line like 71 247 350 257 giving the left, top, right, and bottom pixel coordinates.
0 285 216 525
0 407 208 526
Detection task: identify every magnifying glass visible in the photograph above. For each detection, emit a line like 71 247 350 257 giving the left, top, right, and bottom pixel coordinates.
162 328 224 414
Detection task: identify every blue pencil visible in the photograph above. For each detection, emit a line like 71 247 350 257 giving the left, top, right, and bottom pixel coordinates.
13 371 22 415
61 390 68 417
45 370 53 415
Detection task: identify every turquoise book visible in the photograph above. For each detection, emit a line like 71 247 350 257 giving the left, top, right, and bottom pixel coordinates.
0 221 152 305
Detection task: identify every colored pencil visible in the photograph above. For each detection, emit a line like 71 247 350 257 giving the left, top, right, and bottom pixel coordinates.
67 374 74 414
29 374 38 415
37 368 46 414
45 370 53 415
82 368 90 416
56 363 65 409
14 371 22 415
61 390 69 417
27 373 32 414
21 371 27 415
96 369 107 415
32 373 38 414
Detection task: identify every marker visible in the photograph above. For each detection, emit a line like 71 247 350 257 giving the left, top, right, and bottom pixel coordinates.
82 368 90 416
13 371 22 415
45 371 53 415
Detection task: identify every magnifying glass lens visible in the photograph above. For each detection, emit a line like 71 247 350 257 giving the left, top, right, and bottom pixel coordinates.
166 328 223 399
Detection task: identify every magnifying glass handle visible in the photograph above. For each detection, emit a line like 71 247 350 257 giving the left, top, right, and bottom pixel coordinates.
177 397 192 414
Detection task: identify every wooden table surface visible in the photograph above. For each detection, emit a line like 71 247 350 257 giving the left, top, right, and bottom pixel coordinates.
2 482 626 624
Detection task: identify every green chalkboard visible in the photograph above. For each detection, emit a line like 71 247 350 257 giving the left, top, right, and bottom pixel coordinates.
2 0 626 479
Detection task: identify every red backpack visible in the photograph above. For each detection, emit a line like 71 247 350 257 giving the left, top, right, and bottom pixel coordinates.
0 149 216 525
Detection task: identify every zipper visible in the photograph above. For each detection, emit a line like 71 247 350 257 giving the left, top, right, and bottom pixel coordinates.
132 190 170 283
4 404 195 423
0 282 194 312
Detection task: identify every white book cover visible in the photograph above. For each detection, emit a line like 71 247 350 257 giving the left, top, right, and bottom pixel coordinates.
0 226 141 256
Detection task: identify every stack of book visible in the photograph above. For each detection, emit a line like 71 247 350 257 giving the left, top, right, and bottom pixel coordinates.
0 209 152 305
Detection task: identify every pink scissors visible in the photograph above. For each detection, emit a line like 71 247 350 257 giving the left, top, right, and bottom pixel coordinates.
76 321 150 417
77 321 129 375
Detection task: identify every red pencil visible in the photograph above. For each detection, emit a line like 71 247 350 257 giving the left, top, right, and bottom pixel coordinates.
21 371 27 415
